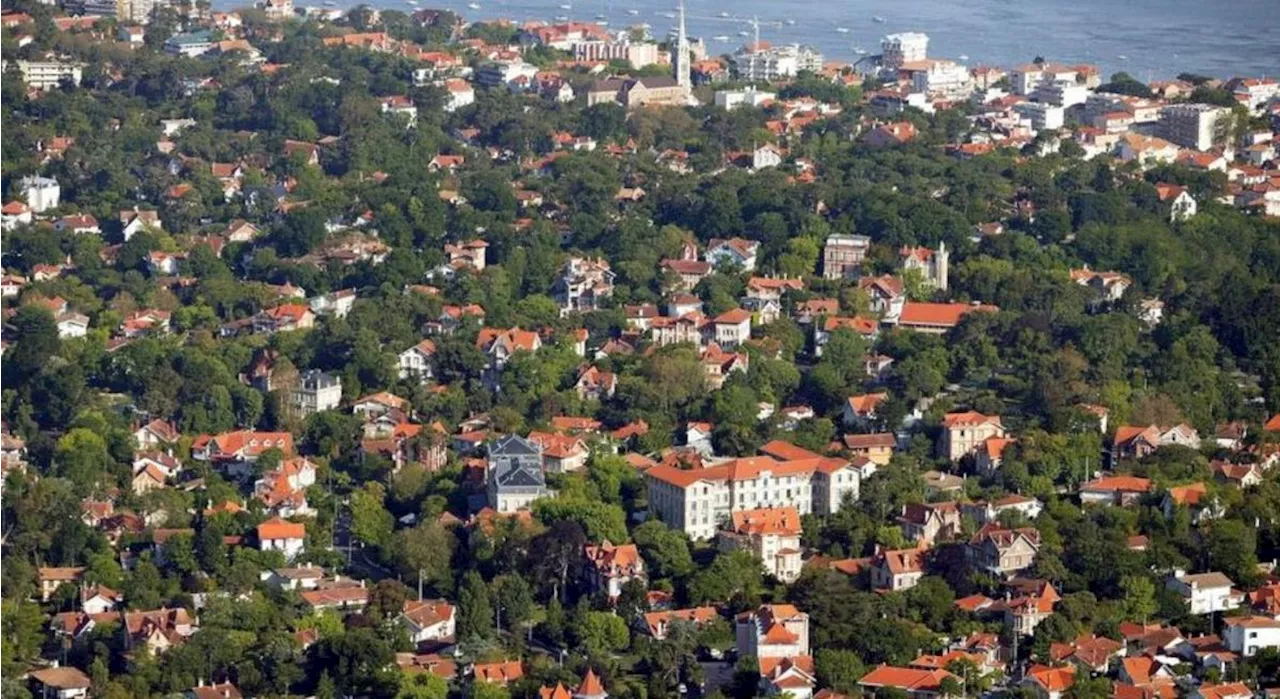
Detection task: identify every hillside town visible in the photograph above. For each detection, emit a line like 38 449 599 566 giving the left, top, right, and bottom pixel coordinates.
3 1 1280 699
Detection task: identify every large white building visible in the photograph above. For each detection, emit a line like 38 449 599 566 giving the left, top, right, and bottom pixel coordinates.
18 176 61 213
910 60 972 99
645 453 859 540
1032 80 1090 108
730 43 823 82
714 87 776 110
1160 103 1230 151
572 38 659 68
3 59 84 90
881 32 928 71
1014 102 1065 131
474 58 540 90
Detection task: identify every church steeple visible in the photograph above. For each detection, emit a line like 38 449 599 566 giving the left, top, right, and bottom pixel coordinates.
674 0 690 89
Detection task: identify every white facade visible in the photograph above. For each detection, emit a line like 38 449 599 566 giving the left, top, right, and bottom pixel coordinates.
646 456 858 540
911 60 972 99
291 370 342 417
398 341 435 381
261 535 304 561
474 59 540 89
730 44 823 82
715 87 776 110
1166 572 1239 615
6 60 83 90
19 176 61 213
1033 80 1090 108
881 32 928 71
1160 103 1229 151
1013 102 1065 131
1224 618 1280 658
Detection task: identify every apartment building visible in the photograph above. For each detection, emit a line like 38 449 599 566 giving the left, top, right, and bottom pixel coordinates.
1032 79 1090 108
730 44 823 82
881 32 929 72
1013 102 1065 131
1160 103 1230 151
645 454 858 540
4 59 84 90
571 38 658 68
911 60 972 99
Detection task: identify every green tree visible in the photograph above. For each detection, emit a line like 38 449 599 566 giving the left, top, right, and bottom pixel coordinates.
458 570 494 643
350 482 395 550
579 610 630 656
493 574 534 632
632 521 695 580
532 498 627 543
396 671 448 699
815 648 865 694
1119 575 1158 623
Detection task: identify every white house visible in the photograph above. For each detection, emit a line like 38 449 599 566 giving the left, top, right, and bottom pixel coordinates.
257 517 305 561
713 308 752 348
1223 616 1280 658
398 339 436 381
399 599 457 645
706 238 760 272
1166 571 1240 615
442 78 475 112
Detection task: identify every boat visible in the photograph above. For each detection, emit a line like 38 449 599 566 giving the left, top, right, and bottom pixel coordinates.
1117 54 1128 60
595 13 605 18
718 10 729 16
958 54 968 60
853 46 866 55
559 3 571 8
658 10 675 18
467 2 480 8
556 15 568 20
626 8 638 14
737 29 749 36
835 26 849 33
872 15 885 22
713 34 729 41
784 19 795 25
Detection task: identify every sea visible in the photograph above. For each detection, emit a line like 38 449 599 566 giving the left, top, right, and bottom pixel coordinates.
268 0 1280 80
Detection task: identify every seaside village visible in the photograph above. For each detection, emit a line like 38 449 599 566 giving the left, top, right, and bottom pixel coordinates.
4 1 1280 699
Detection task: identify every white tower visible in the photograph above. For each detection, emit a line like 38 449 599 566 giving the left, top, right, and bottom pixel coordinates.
675 0 690 89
